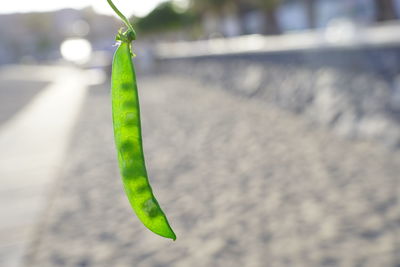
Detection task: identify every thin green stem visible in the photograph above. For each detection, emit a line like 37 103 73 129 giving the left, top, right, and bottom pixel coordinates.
107 0 136 36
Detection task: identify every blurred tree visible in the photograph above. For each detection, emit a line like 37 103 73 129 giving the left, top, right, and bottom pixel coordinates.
192 0 283 35
231 0 257 34
191 0 246 36
374 0 397 21
304 0 316 29
254 0 282 34
132 1 196 34
191 0 229 15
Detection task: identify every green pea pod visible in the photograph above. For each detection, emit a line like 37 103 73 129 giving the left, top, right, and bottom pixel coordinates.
111 40 176 240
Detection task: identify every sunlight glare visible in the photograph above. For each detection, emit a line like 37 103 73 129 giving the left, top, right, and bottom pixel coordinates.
0 0 169 17
60 38 92 64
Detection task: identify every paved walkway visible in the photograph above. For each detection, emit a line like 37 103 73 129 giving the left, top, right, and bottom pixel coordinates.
24 75 400 267
0 65 101 267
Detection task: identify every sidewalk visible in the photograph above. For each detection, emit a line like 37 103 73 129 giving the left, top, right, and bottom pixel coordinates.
0 65 95 267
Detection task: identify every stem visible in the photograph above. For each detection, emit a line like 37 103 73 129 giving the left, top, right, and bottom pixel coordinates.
107 0 136 36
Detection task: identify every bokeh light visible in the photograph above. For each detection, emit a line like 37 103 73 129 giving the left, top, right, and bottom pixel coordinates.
60 38 92 64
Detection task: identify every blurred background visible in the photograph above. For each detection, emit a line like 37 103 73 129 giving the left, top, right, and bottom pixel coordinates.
1 0 400 267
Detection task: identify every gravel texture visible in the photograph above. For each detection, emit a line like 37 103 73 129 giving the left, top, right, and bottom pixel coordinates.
25 75 400 267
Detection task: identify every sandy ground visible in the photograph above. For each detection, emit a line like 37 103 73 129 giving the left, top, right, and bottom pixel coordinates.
24 75 400 267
